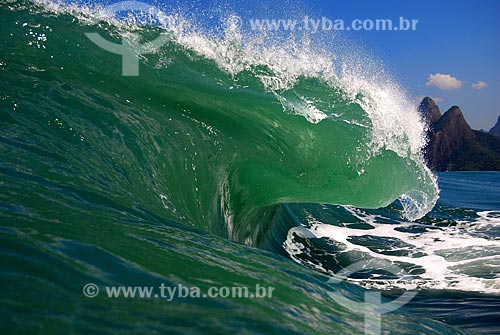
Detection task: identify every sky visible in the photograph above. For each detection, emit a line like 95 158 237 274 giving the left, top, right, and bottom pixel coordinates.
311 0 500 130
93 0 500 130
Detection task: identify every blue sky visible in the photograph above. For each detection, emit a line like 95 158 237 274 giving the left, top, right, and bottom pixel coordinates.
94 0 500 129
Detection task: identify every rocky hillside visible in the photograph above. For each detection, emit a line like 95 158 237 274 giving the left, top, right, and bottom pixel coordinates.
490 115 500 137
418 97 500 171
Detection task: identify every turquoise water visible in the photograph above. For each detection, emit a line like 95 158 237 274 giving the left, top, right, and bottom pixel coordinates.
1 1 499 334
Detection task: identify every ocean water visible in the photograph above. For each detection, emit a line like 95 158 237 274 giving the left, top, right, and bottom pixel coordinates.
1 1 499 334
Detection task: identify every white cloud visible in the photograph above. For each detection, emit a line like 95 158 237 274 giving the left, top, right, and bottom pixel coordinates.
425 73 462 91
472 81 488 90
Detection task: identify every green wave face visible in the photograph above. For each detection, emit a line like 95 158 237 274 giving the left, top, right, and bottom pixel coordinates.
1 1 438 246
1 3 472 335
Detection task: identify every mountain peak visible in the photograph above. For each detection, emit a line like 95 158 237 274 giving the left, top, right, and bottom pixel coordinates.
446 106 462 115
434 105 473 136
423 103 500 171
489 115 500 137
424 104 475 170
418 97 441 124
